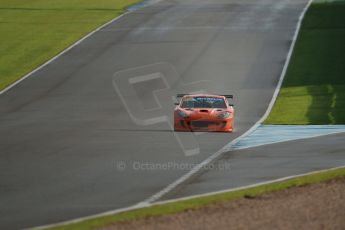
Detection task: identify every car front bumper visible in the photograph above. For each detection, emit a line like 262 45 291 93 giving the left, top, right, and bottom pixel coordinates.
174 118 233 132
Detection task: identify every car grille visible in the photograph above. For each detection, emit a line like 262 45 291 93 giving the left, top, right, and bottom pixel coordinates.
191 121 217 127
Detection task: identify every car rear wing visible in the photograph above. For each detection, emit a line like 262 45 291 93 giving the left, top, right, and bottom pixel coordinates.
222 95 233 99
175 94 234 106
176 94 233 99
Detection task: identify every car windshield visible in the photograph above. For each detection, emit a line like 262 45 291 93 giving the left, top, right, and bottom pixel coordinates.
181 97 227 108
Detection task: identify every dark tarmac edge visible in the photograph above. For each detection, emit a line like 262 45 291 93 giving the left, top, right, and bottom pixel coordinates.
47 166 345 230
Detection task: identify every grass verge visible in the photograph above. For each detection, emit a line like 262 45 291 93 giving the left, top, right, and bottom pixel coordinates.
48 166 345 230
0 0 142 91
265 0 345 124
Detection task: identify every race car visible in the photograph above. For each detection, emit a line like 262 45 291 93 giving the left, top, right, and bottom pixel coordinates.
174 94 234 132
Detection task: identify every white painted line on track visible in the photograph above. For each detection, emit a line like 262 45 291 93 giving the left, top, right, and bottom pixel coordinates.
33 165 345 230
152 165 345 206
232 125 345 150
143 0 315 203
256 0 314 125
0 0 163 96
0 11 128 96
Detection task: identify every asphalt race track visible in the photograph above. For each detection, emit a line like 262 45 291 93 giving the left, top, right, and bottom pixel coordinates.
164 132 345 199
0 0 312 228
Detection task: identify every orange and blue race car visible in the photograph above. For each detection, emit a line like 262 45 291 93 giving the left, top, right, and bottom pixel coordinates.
174 94 234 132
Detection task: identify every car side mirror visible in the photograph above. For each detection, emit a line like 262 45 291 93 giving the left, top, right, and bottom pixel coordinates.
229 104 234 107
174 102 179 105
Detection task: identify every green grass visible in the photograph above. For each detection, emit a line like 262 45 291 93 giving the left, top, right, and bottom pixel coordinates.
265 0 345 124
49 166 345 230
0 0 142 91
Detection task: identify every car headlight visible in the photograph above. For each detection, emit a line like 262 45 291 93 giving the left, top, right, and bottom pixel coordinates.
178 110 189 118
217 112 231 119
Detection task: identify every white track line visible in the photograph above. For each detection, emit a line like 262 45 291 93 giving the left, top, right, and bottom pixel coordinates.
153 165 345 205
33 165 345 230
231 125 345 151
257 0 313 124
0 12 128 96
143 0 314 203
30 0 314 228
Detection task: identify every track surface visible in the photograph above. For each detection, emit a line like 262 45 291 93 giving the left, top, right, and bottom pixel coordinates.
0 0 308 228
165 132 345 199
